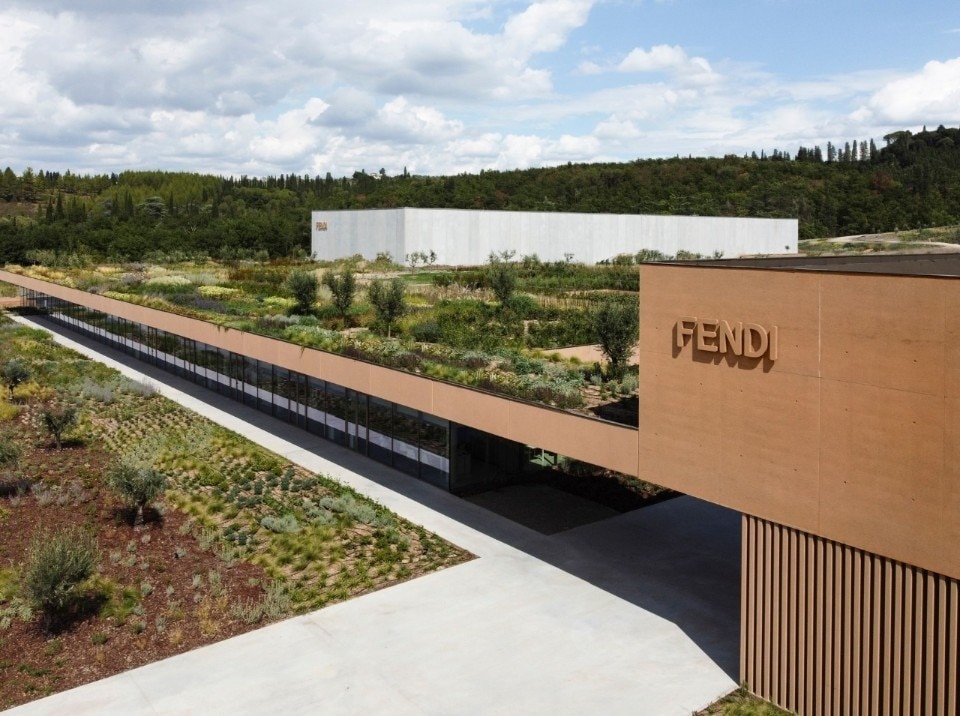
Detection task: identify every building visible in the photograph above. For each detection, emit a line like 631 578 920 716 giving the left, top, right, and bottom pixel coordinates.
310 208 798 265
2 252 958 716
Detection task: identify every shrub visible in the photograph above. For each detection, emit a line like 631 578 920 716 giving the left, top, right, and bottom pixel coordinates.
107 462 168 524
409 320 439 344
285 269 319 314
0 430 21 471
197 285 240 300
42 405 77 450
503 293 539 317
260 514 301 534
22 526 98 628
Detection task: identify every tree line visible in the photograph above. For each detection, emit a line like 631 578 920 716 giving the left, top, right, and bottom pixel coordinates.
2 126 959 263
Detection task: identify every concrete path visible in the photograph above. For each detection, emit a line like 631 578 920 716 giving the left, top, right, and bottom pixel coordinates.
5 314 740 716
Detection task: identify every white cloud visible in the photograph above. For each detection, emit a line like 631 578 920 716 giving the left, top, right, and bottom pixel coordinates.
503 0 593 57
862 57 960 125
619 44 688 73
372 97 464 143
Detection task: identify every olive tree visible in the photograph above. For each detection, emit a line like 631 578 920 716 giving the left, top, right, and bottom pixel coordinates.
42 405 77 450
368 277 407 338
2 359 30 400
107 461 168 525
23 526 98 630
593 300 639 380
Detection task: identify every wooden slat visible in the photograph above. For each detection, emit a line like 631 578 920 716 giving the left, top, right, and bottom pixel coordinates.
948 580 958 716
924 571 935 716
903 565 915 715
741 515 750 686
851 548 862 716
763 519 773 699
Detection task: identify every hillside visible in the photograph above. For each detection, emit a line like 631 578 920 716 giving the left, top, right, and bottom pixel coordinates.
1 126 959 263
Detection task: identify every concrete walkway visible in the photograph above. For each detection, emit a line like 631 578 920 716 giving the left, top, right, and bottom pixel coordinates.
6 314 740 716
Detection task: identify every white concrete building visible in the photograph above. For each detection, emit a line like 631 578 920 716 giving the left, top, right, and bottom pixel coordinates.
310 208 798 265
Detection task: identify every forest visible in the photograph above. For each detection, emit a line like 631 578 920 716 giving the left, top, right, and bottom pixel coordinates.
1 125 959 264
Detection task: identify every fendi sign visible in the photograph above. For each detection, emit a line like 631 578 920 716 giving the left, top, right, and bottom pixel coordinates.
676 317 778 360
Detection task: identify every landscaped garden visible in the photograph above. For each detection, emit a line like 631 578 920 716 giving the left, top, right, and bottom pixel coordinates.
0 314 468 709
3 251 645 423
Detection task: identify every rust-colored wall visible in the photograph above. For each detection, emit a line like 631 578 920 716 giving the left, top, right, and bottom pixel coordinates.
0 270 637 476
742 514 959 716
639 264 960 580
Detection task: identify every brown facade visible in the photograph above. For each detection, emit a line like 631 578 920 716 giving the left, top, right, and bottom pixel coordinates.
639 264 960 582
743 515 959 716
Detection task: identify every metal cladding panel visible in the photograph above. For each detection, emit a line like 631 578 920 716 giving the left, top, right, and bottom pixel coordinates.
312 208 797 264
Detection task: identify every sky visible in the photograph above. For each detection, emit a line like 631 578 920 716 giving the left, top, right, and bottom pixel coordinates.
1 0 959 178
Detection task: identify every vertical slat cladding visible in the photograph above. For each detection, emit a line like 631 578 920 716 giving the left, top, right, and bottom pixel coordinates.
740 515 755 684
784 530 802 711
913 572 925 716
763 519 773 698
852 548 862 716
893 561 904 713
937 575 947 716
883 559 894 715
741 515 959 716
779 524 789 707
902 564 913 715
842 545 853 715
831 543 842 716
824 539 835 716
770 523 780 705
815 536 826 716
751 515 761 691
804 531 815 716
861 553 873 715
924 572 935 716
870 554 882 716
798 530 809 716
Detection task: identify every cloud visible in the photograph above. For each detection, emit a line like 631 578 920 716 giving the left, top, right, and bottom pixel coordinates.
861 57 960 125
0 1 956 179
312 88 378 129
577 44 720 87
619 45 688 72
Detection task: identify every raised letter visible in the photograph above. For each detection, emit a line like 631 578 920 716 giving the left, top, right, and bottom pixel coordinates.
697 319 719 353
676 317 696 349
768 325 778 360
719 320 743 356
742 323 768 358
